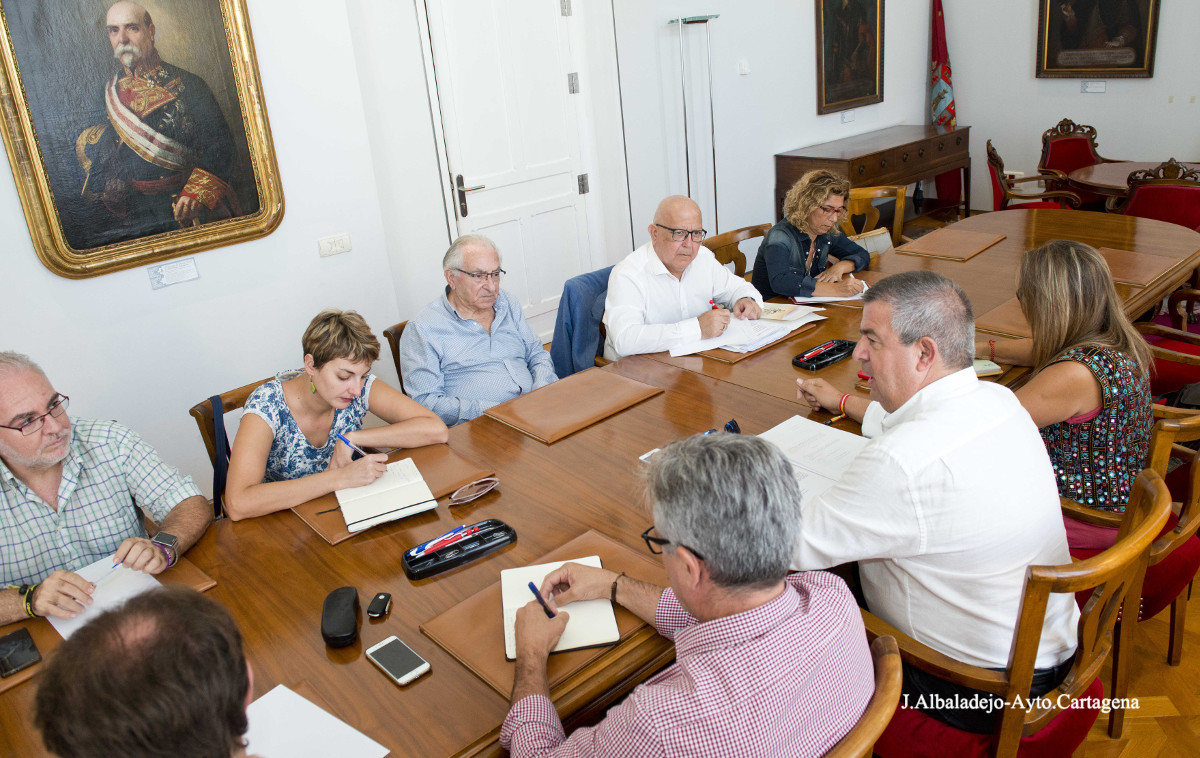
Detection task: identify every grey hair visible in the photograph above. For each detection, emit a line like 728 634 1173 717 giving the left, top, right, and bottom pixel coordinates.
862 271 975 370
441 234 501 272
647 433 800 590
0 351 46 379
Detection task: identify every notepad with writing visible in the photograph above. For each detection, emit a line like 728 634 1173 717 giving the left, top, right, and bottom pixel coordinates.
501 555 619 661
334 458 437 533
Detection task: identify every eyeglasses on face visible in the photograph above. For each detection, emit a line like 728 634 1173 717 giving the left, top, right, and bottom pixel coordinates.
817 203 848 217
0 394 69 436
641 525 706 561
654 223 707 243
454 268 506 282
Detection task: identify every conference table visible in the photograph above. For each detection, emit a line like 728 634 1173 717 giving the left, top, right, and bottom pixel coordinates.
1068 161 1200 199
647 209 1200 408
0 361 817 758
4 210 1200 757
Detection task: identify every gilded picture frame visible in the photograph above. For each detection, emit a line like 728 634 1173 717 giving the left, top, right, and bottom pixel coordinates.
0 0 283 279
815 0 884 115
1036 0 1160 79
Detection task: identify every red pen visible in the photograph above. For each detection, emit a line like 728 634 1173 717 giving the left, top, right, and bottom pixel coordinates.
801 341 837 361
858 371 870 380
709 299 719 310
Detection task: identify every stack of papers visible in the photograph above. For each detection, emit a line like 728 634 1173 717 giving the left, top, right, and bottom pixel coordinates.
670 311 826 357
335 458 437 533
758 415 867 500
760 303 823 322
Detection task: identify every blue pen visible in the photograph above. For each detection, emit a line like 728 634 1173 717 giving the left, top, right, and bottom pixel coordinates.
528 581 556 619
335 433 368 459
408 526 465 558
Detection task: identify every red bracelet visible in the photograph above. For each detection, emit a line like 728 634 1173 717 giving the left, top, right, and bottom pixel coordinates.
988 339 996 363
839 394 850 415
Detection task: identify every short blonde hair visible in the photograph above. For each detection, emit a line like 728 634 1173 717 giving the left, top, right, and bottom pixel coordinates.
782 170 850 236
301 309 380 368
1017 240 1151 378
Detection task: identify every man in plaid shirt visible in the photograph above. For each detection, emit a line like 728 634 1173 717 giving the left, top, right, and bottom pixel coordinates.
0 352 211 625
502 433 874 757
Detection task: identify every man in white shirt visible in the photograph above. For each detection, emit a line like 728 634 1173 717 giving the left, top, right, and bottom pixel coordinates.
794 270 1079 734
603 196 763 360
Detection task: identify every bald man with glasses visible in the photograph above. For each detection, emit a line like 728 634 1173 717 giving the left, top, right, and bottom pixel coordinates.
400 234 557 426
603 196 763 361
0 352 211 626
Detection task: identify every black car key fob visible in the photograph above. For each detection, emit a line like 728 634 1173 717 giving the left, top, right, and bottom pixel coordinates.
367 592 392 619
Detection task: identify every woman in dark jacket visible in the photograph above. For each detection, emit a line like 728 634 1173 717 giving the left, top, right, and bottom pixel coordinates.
752 170 870 300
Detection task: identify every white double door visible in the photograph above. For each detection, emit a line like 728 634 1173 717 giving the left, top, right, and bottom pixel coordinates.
424 0 596 333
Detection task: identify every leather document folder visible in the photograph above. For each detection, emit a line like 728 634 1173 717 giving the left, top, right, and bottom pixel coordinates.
896 228 1005 261
1096 247 1175 286
0 557 215 695
483 368 663 444
292 444 494 545
975 297 1032 338
421 529 669 698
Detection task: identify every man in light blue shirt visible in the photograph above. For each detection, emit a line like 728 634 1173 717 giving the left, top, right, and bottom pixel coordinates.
400 235 557 426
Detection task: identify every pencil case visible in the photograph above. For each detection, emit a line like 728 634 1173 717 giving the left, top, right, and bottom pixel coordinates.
793 339 856 371
402 519 516 580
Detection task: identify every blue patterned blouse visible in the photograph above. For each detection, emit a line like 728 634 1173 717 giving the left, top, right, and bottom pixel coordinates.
243 369 376 482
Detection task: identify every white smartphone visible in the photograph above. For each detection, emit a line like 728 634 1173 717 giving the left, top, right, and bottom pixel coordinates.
365 636 430 686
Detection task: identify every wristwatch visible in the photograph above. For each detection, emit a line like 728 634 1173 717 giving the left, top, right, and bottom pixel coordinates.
150 532 179 568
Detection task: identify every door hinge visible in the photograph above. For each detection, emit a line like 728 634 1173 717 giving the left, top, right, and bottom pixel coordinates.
561 0 572 16
577 173 589 194
567 72 579 94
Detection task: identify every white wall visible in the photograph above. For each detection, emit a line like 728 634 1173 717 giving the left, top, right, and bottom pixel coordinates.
612 0 934 241
944 1 1200 211
0 1 402 499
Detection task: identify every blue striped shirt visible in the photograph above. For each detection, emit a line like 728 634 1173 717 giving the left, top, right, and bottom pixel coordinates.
0 418 201 585
399 289 557 425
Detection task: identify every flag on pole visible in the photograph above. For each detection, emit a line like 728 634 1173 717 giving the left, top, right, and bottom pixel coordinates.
930 0 963 214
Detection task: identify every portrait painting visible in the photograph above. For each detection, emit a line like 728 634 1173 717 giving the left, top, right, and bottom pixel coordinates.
0 0 282 278
814 0 884 115
1036 0 1160 78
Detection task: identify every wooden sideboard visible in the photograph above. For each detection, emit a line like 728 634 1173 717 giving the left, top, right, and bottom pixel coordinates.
774 125 971 222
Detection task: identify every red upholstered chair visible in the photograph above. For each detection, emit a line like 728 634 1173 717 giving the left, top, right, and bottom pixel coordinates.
1110 158 1200 231
986 140 1080 212
1065 418 1200 678
1037 118 1115 207
1136 314 1200 398
870 470 1170 756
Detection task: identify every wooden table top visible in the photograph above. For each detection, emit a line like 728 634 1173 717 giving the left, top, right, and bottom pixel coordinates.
1069 161 1200 196
0 363 809 758
641 209 1200 406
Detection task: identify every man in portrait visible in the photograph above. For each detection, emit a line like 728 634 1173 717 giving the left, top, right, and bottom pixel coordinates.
75 1 241 244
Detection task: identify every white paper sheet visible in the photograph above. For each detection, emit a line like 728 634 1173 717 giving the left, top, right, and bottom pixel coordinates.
669 313 825 357
789 279 870 304
758 415 868 500
48 557 162 640
244 685 389 758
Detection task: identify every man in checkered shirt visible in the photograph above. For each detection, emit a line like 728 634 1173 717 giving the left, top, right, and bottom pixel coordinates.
0 352 211 625
502 433 875 757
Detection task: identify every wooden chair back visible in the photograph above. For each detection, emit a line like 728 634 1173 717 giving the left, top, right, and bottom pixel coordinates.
188 377 273 518
383 321 408 393
838 186 907 247
847 227 892 265
823 635 902 758
704 223 770 278
1112 159 1200 231
1145 413 1200 563
1038 118 1111 177
986 139 1081 211
868 470 1170 753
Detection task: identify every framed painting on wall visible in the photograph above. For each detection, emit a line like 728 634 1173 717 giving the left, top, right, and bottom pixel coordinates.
0 0 283 279
815 0 884 115
1036 0 1160 78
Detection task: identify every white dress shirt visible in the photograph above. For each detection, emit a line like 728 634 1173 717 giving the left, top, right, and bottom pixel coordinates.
794 368 1080 670
602 242 763 360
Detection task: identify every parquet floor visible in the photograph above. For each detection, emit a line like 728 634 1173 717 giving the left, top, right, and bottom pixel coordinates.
1078 591 1200 757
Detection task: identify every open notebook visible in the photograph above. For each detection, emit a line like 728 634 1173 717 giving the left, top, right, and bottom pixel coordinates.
501 555 619 661
334 458 437 533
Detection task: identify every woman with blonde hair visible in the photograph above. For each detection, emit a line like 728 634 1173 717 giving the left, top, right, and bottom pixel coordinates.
980 240 1153 548
224 309 448 520
751 169 869 300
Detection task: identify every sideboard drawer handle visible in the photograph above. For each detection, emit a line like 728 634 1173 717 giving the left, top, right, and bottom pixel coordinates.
880 158 888 168
938 141 945 151
956 136 963 146
858 165 865 175
902 152 910 161
918 147 926 157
